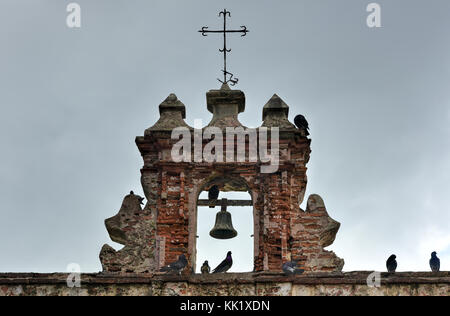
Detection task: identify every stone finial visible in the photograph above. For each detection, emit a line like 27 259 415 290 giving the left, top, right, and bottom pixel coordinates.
206 84 246 128
99 192 157 273
145 94 191 134
219 83 231 91
159 93 186 118
261 94 296 129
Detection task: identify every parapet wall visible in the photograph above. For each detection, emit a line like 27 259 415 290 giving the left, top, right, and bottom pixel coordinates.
0 272 448 296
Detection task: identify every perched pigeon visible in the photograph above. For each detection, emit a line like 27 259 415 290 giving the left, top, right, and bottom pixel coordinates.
386 254 397 273
160 254 188 275
213 251 233 273
201 260 211 274
294 115 310 136
208 185 219 208
429 251 440 272
129 191 144 204
282 261 305 275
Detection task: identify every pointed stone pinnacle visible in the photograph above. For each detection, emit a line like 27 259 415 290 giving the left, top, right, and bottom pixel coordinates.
164 93 178 102
159 93 186 119
262 94 289 121
220 83 231 91
264 94 289 109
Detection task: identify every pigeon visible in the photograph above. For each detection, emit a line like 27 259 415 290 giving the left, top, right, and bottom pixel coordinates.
429 251 440 272
282 261 305 275
212 251 233 273
201 260 211 274
386 254 397 273
294 114 310 136
160 254 188 275
129 191 144 204
208 185 219 208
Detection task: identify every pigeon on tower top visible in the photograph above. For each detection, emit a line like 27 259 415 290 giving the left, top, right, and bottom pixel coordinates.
201 260 211 274
212 251 233 273
160 254 188 275
294 114 310 136
386 254 397 273
429 251 440 272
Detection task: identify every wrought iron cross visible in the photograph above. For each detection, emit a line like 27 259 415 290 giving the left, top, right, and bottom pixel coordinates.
199 9 249 86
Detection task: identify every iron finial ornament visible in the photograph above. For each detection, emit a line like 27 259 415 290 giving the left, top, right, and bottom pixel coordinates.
198 9 249 86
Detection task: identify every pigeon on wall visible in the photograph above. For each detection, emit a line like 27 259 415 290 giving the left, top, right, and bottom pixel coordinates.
294 114 310 136
386 254 397 273
201 260 211 274
282 261 305 275
212 251 233 273
160 254 188 275
429 251 440 272
208 185 220 208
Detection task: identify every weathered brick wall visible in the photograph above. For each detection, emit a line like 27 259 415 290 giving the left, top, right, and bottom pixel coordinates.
0 272 448 296
126 87 345 274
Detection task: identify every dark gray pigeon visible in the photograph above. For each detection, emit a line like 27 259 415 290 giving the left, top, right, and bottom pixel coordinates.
212 251 232 273
386 254 397 273
429 251 440 272
294 115 310 136
282 261 305 275
160 254 188 275
208 185 219 208
201 260 210 274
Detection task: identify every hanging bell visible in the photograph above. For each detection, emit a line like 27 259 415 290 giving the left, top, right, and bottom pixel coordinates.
209 198 238 239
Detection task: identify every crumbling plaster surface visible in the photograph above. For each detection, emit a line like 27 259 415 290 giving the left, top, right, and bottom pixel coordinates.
0 272 448 296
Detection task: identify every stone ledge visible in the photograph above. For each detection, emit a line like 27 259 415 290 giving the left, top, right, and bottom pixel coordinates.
0 271 448 285
1 272 448 296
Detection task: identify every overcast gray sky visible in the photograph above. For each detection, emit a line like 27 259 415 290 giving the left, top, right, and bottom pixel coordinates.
0 0 449 273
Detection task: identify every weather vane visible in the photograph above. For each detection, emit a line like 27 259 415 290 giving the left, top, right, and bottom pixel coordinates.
199 9 249 86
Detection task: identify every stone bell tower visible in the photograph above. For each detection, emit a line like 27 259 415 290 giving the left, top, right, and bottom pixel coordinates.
99 84 344 274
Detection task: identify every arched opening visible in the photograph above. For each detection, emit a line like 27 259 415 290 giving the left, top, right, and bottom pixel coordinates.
194 176 255 273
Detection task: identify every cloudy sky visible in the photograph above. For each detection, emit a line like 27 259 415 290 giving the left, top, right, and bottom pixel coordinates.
0 0 449 273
